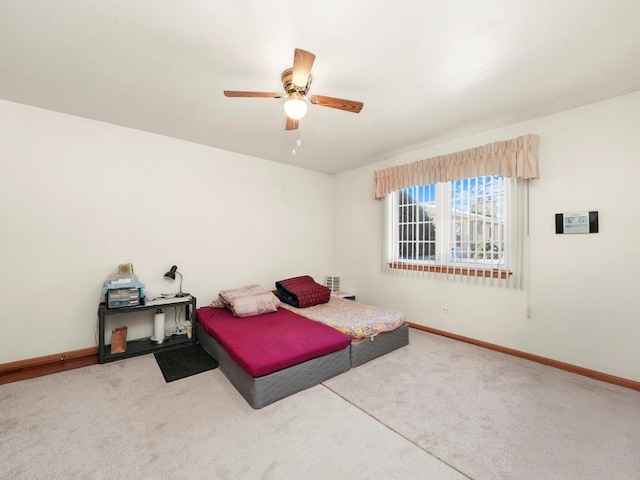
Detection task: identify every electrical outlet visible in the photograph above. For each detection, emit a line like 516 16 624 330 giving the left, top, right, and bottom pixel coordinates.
441 306 451 314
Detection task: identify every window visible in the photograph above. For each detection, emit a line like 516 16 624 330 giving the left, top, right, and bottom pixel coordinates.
387 175 512 279
374 134 539 288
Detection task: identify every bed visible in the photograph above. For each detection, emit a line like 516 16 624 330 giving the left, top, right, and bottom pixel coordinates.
279 296 409 367
196 305 351 409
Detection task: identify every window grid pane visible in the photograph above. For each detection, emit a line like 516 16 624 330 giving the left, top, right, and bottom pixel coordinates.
449 176 506 266
397 185 436 262
394 176 507 269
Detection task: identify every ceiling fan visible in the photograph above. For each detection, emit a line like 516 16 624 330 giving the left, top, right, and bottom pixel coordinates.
224 48 364 130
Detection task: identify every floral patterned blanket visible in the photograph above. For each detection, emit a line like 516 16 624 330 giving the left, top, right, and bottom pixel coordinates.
281 297 406 341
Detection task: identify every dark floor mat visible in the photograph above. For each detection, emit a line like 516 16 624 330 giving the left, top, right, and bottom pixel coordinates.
154 343 218 383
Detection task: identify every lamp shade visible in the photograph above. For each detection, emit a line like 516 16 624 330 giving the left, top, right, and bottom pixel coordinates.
163 265 186 297
164 265 178 279
284 98 307 120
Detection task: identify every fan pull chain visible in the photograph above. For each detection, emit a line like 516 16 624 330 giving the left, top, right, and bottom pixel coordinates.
291 130 302 155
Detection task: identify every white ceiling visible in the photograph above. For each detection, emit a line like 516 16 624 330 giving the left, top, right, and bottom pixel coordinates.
1 1 639 174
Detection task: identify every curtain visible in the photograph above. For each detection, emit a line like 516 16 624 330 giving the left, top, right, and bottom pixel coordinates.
378 134 539 290
372 134 539 199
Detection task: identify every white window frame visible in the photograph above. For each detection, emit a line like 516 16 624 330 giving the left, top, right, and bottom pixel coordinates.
386 176 513 280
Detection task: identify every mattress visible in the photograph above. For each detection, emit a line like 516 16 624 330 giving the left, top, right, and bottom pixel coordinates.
350 324 409 367
196 306 351 377
196 321 350 409
280 296 406 341
281 297 409 367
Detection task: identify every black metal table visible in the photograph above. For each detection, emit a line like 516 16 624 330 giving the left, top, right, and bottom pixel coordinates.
98 296 197 364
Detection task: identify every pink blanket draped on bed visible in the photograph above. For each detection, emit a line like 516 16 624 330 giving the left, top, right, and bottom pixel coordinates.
196 306 351 377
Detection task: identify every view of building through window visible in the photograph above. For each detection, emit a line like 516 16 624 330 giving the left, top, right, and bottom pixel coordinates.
393 176 508 269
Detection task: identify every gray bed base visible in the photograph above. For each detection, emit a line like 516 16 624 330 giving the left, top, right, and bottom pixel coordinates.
196 321 351 409
350 323 409 367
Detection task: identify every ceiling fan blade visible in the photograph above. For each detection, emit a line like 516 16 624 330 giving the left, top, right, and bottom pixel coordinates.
224 91 282 98
309 95 363 113
292 49 316 88
285 116 299 130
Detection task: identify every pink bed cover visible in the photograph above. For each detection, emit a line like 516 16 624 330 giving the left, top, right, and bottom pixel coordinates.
196 306 351 377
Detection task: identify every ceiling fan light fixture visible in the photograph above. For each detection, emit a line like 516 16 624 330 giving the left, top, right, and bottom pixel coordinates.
284 97 307 120
224 49 363 130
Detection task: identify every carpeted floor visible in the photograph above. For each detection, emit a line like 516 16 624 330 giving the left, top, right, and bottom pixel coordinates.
324 330 640 480
1 329 639 480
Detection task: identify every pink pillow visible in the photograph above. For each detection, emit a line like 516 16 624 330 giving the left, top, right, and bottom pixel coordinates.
218 284 281 317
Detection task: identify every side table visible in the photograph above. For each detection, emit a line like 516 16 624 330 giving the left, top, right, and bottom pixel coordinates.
98 295 197 363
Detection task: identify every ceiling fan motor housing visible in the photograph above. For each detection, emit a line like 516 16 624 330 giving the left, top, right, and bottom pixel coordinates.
281 68 311 97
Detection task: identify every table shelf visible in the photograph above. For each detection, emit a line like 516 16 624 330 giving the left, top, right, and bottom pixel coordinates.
98 296 197 364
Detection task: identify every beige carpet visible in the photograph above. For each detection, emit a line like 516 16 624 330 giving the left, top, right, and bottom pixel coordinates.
325 330 640 480
0 347 465 480
1 329 639 479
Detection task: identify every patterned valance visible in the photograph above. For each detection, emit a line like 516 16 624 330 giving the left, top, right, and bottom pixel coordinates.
372 134 539 199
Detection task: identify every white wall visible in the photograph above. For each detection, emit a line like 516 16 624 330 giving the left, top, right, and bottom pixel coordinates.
0 100 333 363
3 92 639 383
333 91 640 382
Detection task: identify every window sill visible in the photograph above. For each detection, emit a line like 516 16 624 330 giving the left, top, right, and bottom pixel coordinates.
389 262 511 279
